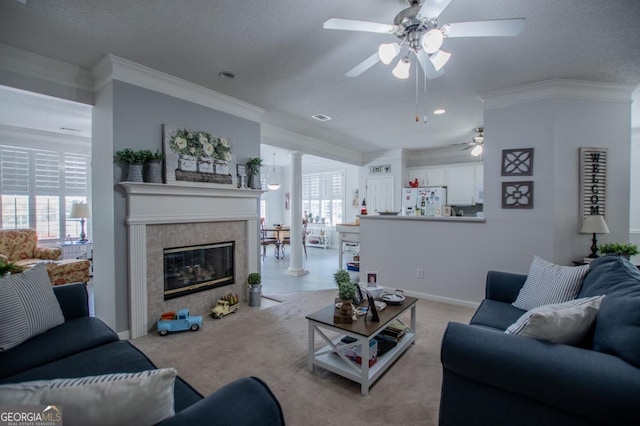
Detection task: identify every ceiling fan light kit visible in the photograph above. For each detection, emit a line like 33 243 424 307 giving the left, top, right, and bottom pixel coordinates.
392 57 411 79
324 0 525 82
470 144 483 157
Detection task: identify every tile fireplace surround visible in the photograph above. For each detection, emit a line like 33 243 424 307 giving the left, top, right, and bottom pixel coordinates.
120 182 263 338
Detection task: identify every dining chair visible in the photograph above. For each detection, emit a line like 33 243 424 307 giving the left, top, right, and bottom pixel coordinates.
260 219 278 260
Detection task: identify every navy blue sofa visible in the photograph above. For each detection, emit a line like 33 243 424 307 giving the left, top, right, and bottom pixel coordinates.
439 255 640 426
0 283 285 426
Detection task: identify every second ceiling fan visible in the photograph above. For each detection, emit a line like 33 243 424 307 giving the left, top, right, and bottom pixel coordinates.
324 0 525 80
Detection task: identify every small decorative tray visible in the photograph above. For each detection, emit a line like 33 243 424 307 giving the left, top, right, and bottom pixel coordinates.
380 289 405 305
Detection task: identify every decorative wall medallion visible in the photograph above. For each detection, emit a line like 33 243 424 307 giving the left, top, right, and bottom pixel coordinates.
502 181 534 209
501 148 534 176
579 147 607 217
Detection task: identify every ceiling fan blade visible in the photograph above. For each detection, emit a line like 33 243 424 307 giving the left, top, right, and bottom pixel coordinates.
346 52 381 77
418 0 453 19
444 18 525 38
416 50 445 80
323 18 394 34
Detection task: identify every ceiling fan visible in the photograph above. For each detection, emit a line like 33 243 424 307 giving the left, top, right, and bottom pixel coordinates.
323 0 525 80
452 127 484 156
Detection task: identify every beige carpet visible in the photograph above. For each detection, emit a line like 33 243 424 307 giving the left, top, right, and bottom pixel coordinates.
132 290 475 426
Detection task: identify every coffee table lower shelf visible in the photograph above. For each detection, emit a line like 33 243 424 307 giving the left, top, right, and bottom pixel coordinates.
307 299 417 395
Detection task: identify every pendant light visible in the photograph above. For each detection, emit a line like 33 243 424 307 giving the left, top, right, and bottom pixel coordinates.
267 153 281 190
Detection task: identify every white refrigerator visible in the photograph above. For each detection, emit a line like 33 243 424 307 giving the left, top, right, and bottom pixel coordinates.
402 187 447 216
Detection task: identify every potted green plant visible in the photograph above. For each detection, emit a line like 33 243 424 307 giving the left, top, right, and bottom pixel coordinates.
599 243 639 260
0 259 23 277
246 158 263 189
114 148 148 182
333 269 355 324
247 272 262 307
140 149 165 183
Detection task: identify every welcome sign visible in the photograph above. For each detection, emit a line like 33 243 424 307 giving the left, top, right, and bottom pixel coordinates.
579 147 607 217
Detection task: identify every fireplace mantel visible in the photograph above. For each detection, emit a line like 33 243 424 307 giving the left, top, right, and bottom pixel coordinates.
120 182 262 338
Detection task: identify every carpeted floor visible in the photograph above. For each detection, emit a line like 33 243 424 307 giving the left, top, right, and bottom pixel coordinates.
132 290 475 426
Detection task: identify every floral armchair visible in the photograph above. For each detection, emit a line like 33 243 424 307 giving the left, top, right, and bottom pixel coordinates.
0 229 90 285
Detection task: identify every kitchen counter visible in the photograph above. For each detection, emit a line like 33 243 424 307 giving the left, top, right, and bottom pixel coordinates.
359 215 485 223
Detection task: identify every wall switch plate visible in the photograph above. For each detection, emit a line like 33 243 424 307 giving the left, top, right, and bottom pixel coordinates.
416 268 424 279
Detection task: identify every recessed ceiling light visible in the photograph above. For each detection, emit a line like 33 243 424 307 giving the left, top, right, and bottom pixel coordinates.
218 71 236 79
312 114 332 122
433 109 446 115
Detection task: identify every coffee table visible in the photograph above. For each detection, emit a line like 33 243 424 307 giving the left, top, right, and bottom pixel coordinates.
306 296 417 395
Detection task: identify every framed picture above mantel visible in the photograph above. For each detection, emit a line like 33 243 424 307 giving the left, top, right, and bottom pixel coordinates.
163 125 236 187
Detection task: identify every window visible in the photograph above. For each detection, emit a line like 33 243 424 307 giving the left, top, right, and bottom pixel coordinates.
1 146 90 241
302 171 344 225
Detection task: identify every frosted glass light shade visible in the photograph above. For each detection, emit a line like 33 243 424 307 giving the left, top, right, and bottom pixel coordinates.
392 57 411 79
429 49 451 71
470 144 483 157
378 42 401 65
421 29 444 54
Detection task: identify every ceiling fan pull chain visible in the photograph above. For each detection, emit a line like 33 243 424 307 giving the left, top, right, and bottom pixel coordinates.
424 64 428 123
415 59 419 123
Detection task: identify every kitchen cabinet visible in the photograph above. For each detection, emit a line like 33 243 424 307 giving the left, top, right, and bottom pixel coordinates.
446 165 476 205
474 164 484 185
407 168 427 187
426 167 446 186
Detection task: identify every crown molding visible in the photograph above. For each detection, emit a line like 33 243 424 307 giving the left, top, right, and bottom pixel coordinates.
0 123 90 152
0 43 94 91
92 55 264 123
482 79 636 110
261 123 363 165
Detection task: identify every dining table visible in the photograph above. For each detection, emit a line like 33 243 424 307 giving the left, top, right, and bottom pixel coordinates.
263 227 290 259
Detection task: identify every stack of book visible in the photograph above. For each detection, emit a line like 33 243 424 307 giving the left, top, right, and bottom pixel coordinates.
380 319 410 342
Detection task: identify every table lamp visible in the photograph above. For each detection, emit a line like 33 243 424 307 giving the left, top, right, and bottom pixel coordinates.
580 215 609 258
70 203 91 242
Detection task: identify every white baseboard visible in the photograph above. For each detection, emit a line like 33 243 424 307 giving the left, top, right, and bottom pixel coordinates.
117 330 131 340
401 289 480 309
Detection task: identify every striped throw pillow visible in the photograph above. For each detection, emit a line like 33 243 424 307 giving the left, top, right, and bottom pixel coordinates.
0 368 176 426
0 263 64 351
506 295 604 344
512 256 590 311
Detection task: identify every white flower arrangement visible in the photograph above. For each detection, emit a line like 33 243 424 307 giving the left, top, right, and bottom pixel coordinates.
168 128 231 161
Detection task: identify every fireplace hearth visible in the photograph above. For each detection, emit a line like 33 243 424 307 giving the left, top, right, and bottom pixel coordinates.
164 241 235 300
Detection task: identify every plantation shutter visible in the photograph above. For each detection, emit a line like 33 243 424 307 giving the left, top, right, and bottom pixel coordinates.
64 153 89 194
1 148 29 194
35 152 59 195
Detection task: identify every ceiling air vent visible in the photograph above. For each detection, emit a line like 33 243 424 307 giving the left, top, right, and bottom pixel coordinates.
312 114 332 122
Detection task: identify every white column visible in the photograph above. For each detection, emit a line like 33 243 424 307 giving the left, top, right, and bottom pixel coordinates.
128 223 147 339
287 151 309 276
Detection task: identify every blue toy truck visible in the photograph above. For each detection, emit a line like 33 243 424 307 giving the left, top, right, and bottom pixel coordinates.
157 308 203 336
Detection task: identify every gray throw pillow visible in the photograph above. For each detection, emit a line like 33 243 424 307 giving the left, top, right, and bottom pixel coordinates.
0 368 177 426
505 295 604 344
512 256 590 311
0 264 64 351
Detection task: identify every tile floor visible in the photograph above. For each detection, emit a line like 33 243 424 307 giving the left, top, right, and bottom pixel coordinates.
260 246 359 296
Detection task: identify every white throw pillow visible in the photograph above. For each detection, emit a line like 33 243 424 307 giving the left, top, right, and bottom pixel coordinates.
512 256 590 311
0 368 177 426
0 263 65 351
505 295 604 344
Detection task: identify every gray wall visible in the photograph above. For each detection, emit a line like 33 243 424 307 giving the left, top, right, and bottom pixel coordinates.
360 81 633 305
108 81 260 332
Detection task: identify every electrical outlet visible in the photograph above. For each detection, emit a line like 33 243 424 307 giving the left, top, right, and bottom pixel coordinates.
416 268 424 279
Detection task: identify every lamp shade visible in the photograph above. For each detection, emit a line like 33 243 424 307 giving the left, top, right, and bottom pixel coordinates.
378 42 401 65
580 215 609 234
421 29 444 54
429 49 451 71
392 57 411 79
70 203 91 219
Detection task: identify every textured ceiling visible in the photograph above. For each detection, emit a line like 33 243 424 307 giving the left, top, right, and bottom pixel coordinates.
0 0 639 154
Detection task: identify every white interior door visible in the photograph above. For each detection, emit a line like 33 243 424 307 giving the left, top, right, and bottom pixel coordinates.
366 176 394 213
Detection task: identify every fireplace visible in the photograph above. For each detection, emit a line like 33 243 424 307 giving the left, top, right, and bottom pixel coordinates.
164 241 235 300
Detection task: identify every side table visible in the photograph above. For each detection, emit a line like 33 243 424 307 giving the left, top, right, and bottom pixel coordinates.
57 241 93 274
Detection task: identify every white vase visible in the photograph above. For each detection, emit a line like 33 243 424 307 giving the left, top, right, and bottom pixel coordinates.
178 154 197 172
